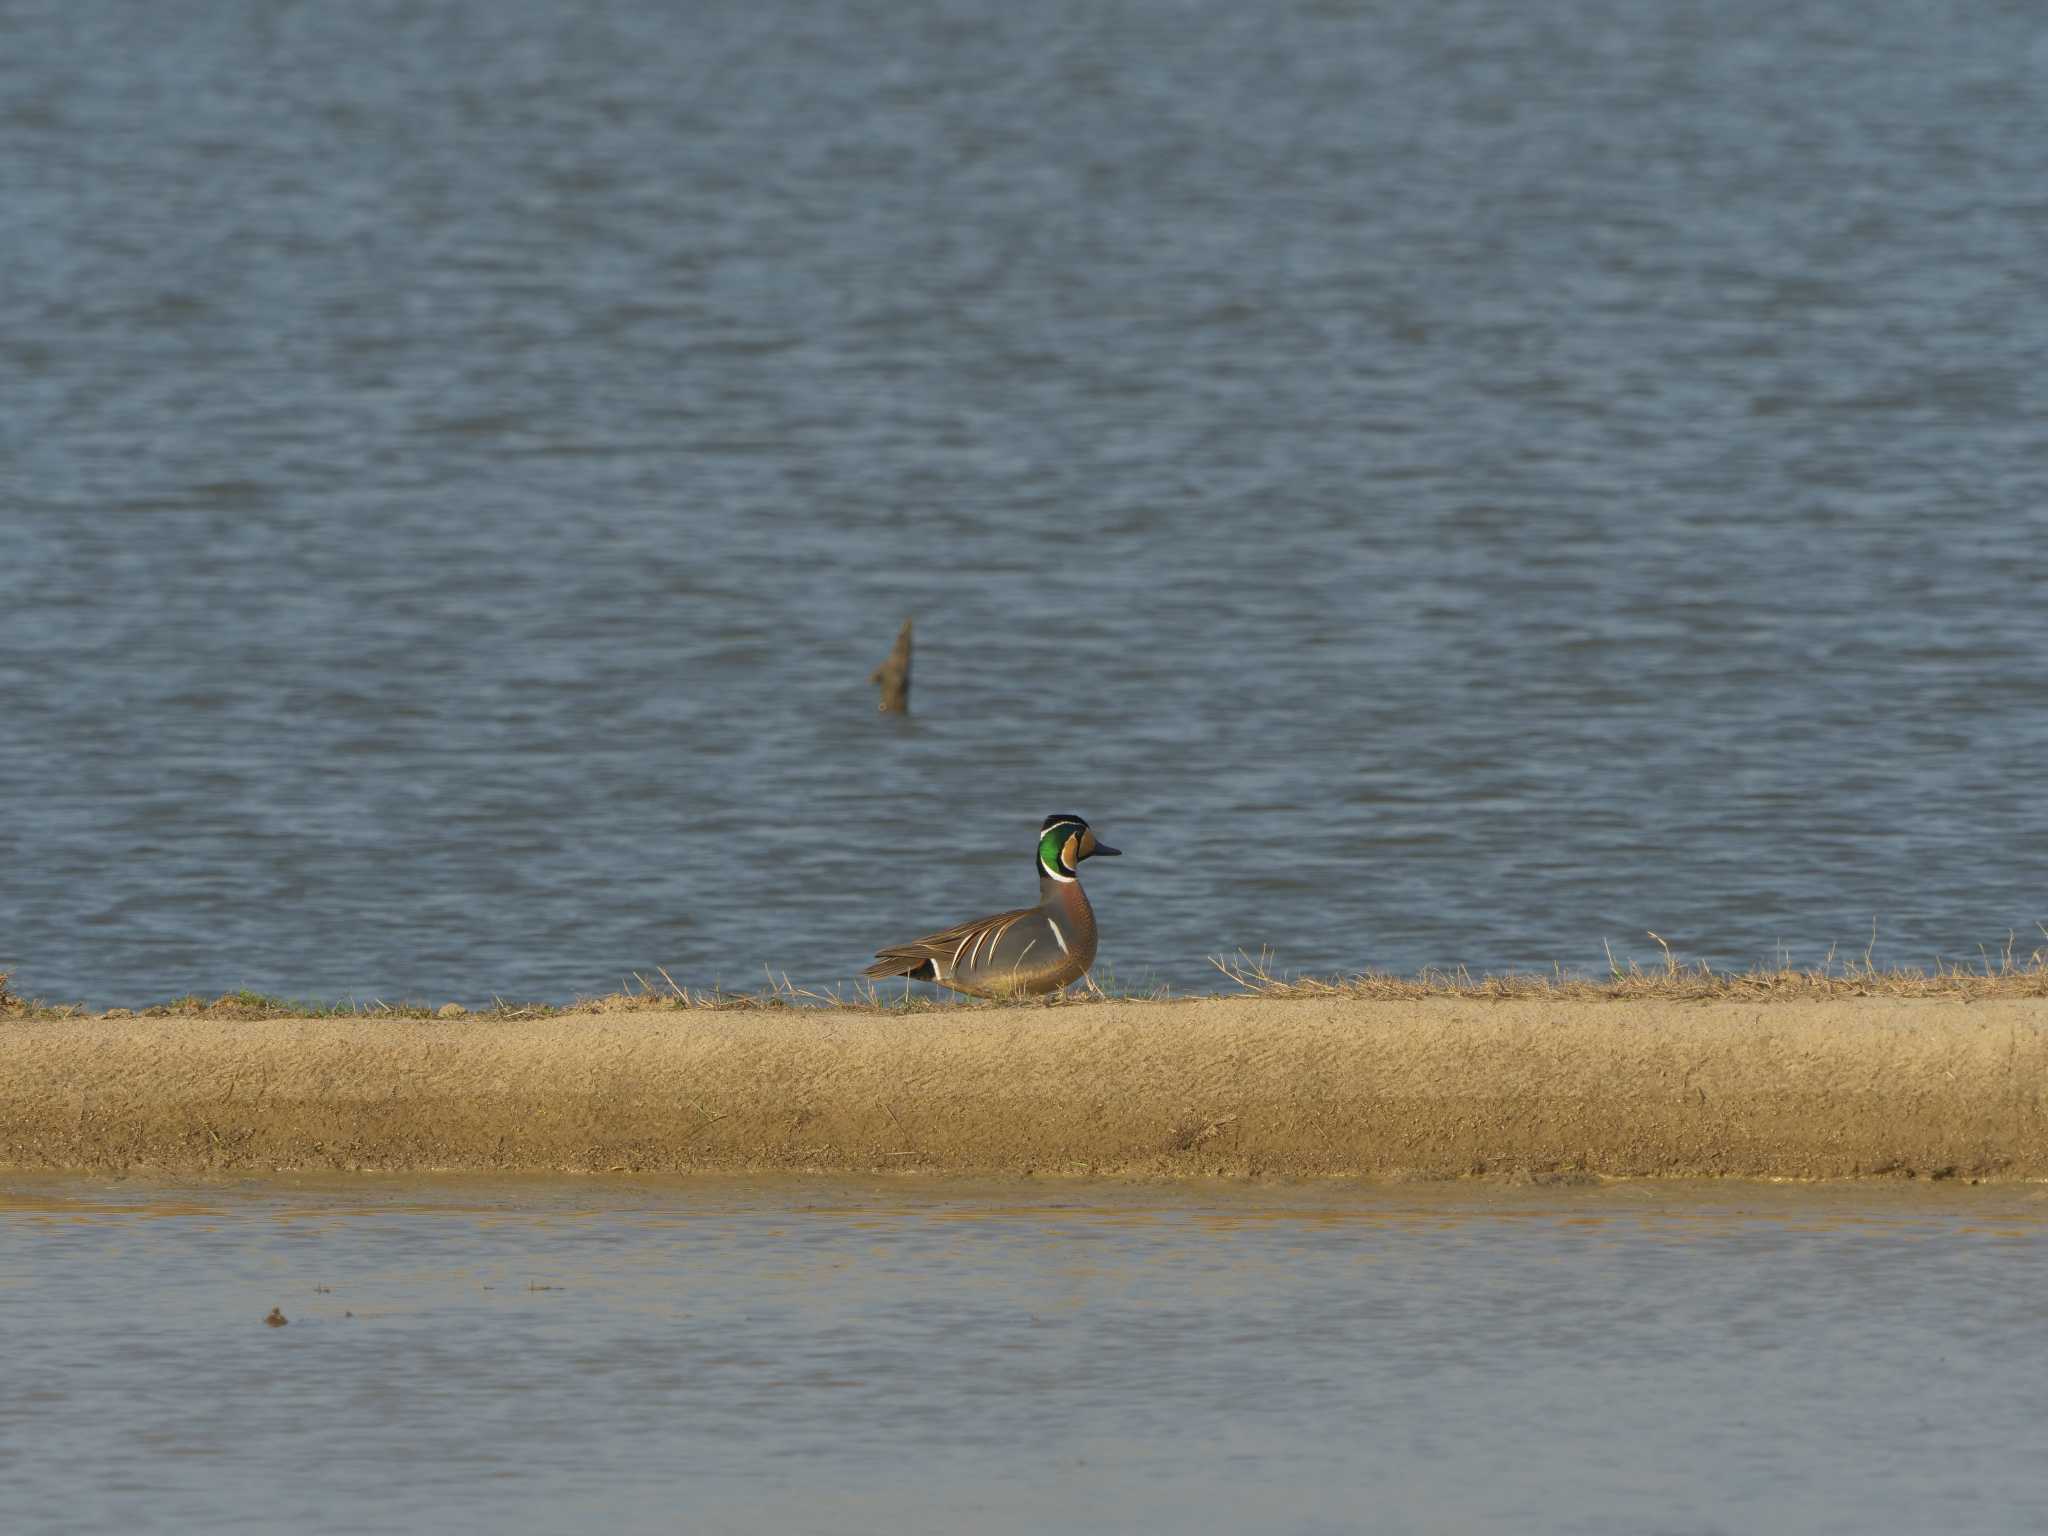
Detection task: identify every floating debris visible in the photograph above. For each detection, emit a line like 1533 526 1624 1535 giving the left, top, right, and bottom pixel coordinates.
264 1307 288 1328
869 618 912 713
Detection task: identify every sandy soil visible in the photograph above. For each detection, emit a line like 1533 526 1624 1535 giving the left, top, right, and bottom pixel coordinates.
3 995 2044 1178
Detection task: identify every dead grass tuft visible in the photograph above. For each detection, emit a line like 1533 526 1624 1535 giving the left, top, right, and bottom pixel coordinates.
8 927 2047 1020
1207 927 2048 1003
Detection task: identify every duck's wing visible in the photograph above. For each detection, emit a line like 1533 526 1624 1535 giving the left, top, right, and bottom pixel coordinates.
864 905 1039 984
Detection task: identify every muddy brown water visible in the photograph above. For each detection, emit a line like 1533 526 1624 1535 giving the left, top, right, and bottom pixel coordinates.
4 1175 2046 1534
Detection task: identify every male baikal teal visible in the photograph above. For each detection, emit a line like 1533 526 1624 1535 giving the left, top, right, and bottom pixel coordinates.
865 815 1121 997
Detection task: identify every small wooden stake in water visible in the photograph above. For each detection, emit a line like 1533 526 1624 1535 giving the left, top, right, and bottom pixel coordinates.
870 618 912 713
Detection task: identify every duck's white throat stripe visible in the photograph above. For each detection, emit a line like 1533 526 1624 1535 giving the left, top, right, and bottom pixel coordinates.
1039 857 1076 884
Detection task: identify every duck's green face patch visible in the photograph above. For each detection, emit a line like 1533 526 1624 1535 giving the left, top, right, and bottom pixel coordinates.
1037 819 1086 880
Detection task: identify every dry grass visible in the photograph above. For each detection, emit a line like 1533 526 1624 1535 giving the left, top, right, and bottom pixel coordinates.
0 965 1145 1022
1208 927 2048 1002
6 931 2048 1021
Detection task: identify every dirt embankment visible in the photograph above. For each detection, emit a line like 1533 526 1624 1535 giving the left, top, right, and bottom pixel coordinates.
3 996 2044 1179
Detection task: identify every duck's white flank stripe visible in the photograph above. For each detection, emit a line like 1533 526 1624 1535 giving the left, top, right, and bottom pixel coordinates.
1048 918 1069 954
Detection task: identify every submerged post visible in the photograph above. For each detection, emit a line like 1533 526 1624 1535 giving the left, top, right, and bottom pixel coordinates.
870 618 912 713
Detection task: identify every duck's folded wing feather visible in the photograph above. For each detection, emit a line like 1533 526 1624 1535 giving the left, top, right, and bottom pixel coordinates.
864 906 1037 980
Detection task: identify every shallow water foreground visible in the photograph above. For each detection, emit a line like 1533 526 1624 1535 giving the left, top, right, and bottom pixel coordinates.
3 1178 2045 1534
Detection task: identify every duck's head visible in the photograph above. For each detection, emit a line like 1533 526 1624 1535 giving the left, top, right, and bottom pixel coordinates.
1037 814 1120 883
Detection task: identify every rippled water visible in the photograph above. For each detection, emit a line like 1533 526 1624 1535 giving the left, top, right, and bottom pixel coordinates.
4 0 2045 1007
3 1177 2046 1534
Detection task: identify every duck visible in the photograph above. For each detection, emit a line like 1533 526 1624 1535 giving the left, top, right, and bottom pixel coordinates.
864 814 1121 997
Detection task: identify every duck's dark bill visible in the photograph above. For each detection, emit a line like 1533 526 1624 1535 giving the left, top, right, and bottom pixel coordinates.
1092 843 1121 857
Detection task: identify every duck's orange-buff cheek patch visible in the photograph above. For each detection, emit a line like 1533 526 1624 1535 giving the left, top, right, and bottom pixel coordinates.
1063 834 1080 868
